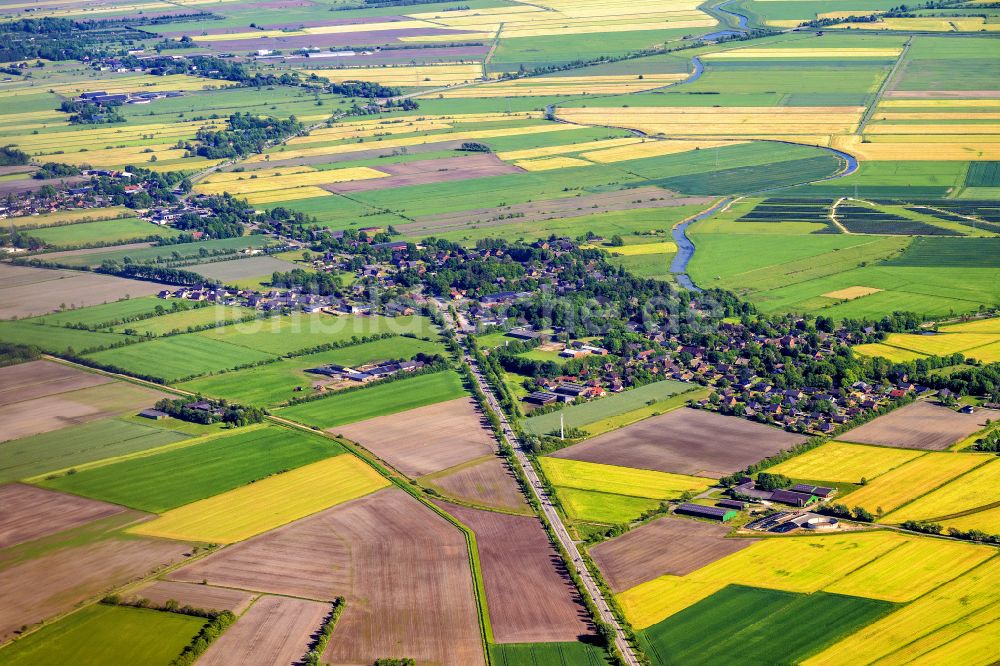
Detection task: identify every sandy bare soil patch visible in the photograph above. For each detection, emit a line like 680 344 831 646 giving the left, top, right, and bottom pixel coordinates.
551 408 805 478
0 360 111 408
424 455 528 512
125 581 257 614
590 517 758 593
0 381 172 443
0 270 170 318
335 397 495 477
399 186 713 236
0 484 124 549
840 401 1000 451
325 154 523 193
0 537 192 641
437 501 594 644
822 286 883 300
168 489 484 666
198 595 328 666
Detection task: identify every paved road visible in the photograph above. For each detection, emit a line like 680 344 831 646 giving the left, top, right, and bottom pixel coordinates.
438 306 641 666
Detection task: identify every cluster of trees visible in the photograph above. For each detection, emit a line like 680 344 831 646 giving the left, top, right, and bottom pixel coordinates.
269 268 343 296
0 342 40 368
153 397 265 426
167 194 255 240
327 80 400 98
193 112 303 159
59 99 125 124
971 427 999 452
97 261 211 286
302 598 345 666
171 611 237 666
33 162 82 180
0 145 29 166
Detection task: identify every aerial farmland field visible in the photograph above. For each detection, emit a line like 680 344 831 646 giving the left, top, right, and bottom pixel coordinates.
1 1 999 663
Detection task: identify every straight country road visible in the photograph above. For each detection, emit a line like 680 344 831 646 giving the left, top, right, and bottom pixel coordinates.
438 305 641 666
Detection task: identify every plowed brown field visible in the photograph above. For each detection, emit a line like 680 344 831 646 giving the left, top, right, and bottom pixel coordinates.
590 517 758 593
0 537 192 641
840 401 1000 451
198 595 328 666
126 581 257 614
424 456 529 513
336 397 495 477
168 489 484 665
0 484 123 549
437 502 594 643
551 408 805 477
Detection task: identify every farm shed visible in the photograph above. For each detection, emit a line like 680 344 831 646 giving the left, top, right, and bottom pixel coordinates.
675 504 736 522
717 499 746 510
790 483 836 498
770 489 818 507
139 408 168 420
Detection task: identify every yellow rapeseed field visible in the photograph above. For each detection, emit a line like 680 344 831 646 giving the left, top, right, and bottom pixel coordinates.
839 453 989 515
581 139 741 163
939 317 1000 334
852 343 928 363
496 137 640 161
834 135 1000 160
301 63 482 87
193 166 388 195
5 206 130 228
201 165 317 183
823 537 994 602
880 332 997 356
867 123 1000 134
607 241 678 256
619 531 905 629
804 557 1000 666
887 460 1000 523
129 454 390 543
252 123 578 161
242 186 334 205
938 505 1000 534
515 156 593 171
539 457 713 499
766 441 923 483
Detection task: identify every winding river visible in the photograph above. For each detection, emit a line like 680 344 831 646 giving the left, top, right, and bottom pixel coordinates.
669 146 860 291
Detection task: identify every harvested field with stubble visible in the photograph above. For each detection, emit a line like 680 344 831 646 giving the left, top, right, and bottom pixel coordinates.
0 264 171 319
197 596 329 666
0 537 193 642
0 360 111 408
423 455 529 513
840 401 1000 451
125 581 257 615
168 489 485 666
437 502 594 644
0 378 174 444
335 397 495 477
590 518 758 593
0 484 124 549
551 408 805 477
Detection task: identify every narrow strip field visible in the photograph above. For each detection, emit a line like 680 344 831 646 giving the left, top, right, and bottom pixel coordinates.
128 453 389 543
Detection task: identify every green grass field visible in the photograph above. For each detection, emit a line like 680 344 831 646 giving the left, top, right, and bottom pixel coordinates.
29 218 179 248
105 305 254 336
83 335 277 382
489 641 613 666
524 380 693 436
197 314 436 356
276 370 467 429
0 604 205 665
1 418 190 483
41 424 343 512
0 320 131 354
27 297 164 328
637 585 898 666
39 236 277 268
177 335 443 407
